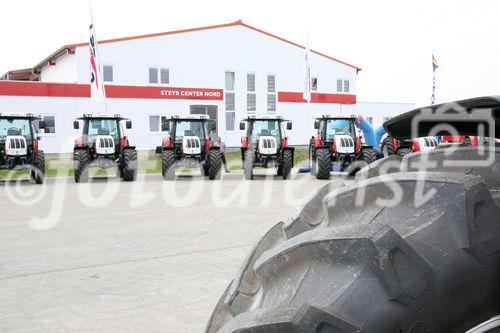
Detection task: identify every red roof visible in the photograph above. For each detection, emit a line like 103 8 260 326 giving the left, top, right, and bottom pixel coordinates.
61 20 361 71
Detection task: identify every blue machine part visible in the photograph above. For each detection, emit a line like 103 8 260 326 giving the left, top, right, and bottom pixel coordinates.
355 115 378 148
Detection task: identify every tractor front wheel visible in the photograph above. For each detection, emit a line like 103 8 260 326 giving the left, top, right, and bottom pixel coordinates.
281 149 293 180
309 142 317 176
74 150 90 183
381 136 395 156
208 150 222 180
31 150 45 184
121 149 137 181
243 150 254 180
162 150 176 180
315 148 331 180
361 148 377 164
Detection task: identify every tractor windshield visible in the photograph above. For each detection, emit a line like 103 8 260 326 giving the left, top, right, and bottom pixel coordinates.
174 121 206 142
85 119 120 140
250 120 281 141
324 119 355 141
0 118 32 140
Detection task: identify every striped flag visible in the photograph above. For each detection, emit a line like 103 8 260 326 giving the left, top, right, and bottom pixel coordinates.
303 33 312 103
89 1 106 104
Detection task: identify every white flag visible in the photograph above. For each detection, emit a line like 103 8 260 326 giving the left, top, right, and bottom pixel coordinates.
303 33 312 103
89 1 106 104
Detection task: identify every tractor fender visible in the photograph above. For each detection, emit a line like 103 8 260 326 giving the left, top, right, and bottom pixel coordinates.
209 146 220 151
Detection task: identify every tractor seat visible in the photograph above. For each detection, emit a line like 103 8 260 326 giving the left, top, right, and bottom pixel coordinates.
7 128 21 136
97 129 109 135
261 129 271 136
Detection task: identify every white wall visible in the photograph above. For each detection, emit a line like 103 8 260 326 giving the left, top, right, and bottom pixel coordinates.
40 54 77 83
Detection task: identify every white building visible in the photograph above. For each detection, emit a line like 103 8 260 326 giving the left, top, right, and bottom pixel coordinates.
0 20 414 153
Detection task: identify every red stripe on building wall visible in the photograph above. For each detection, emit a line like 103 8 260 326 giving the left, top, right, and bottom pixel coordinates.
278 91 356 104
0 81 224 100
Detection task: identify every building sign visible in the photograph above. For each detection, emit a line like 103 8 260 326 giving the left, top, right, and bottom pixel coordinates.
159 88 223 100
0 81 224 101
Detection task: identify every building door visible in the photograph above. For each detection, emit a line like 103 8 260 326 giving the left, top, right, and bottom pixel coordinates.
190 105 217 134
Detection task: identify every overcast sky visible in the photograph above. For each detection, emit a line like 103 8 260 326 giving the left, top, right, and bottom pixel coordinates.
0 0 498 107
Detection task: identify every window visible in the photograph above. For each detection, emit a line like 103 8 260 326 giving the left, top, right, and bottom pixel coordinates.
149 68 158 84
267 75 276 113
149 67 169 84
247 93 256 112
103 65 113 82
247 73 256 91
247 73 256 114
225 71 236 131
34 115 56 134
337 79 343 92
225 112 235 131
149 115 170 133
344 80 350 93
160 69 169 84
225 93 235 111
312 77 318 91
267 94 276 113
225 72 235 91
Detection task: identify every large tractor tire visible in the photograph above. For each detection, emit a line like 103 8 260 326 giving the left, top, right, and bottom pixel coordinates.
315 148 331 180
74 150 90 183
345 148 377 177
206 170 500 333
397 147 413 157
355 155 404 181
243 150 254 180
31 150 45 184
309 142 317 177
208 149 222 180
281 149 293 180
381 136 396 157
162 150 176 180
121 149 137 181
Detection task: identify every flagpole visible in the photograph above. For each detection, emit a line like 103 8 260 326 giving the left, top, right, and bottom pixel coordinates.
303 31 312 104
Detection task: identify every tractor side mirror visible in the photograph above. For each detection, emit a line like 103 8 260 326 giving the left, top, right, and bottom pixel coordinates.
39 120 46 129
73 120 79 130
126 120 132 129
162 120 170 132
314 120 320 129
239 122 245 130
286 122 292 130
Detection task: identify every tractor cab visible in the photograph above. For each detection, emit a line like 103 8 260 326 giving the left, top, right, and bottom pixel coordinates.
239 116 294 180
157 115 222 180
72 114 136 182
0 113 46 183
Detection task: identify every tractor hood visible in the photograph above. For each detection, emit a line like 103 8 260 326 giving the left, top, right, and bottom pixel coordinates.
384 96 500 139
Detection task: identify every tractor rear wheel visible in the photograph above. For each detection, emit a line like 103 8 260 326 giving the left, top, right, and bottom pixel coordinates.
206 171 500 333
397 147 413 157
31 150 45 184
381 136 395 156
74 150 89 183
315 148 331 180
208 150 222 180
309 142 317 176
243 150 254 180
281 149 292 180
162 150 176 180
121 149 137 181
361 147 377 164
